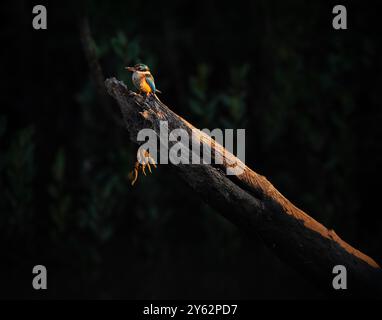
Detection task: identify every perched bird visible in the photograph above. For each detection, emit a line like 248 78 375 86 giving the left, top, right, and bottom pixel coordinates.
125 63 161 97
125 63 159 185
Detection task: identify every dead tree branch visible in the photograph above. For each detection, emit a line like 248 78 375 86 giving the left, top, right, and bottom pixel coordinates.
105 77 382 297
79 17 123 127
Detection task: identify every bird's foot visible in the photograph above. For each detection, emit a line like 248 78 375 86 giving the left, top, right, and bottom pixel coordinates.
142 92 153 102
128 149 157 186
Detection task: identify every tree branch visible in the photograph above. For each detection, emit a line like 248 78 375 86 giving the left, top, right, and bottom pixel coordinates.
79 17 123 127
105 77 382 297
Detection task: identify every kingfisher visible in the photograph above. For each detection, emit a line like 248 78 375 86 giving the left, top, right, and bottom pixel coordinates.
125 63 159 185
125 63 161 97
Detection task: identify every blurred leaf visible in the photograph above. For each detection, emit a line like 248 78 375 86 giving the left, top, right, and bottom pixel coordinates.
52 148 66 182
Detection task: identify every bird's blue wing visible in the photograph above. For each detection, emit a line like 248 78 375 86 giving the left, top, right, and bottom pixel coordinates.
145 74 156 92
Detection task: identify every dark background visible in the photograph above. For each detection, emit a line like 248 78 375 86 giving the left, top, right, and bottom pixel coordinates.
1 0 381 299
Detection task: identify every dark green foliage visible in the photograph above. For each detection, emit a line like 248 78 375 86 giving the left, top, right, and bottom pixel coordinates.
0 124 35 240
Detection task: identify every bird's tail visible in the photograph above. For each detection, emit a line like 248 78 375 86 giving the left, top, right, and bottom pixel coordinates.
155 89 162 94
153 93 161 102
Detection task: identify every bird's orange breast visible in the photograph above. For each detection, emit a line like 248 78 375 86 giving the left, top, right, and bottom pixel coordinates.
139 79 152 93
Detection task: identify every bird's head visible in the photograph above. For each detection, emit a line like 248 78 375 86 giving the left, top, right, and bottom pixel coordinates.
125 63 150 72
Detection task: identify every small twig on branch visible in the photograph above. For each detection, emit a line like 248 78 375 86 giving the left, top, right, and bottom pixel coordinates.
105 77 382 298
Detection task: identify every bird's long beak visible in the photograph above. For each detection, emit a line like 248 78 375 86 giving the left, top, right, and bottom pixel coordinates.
125 66 135 72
